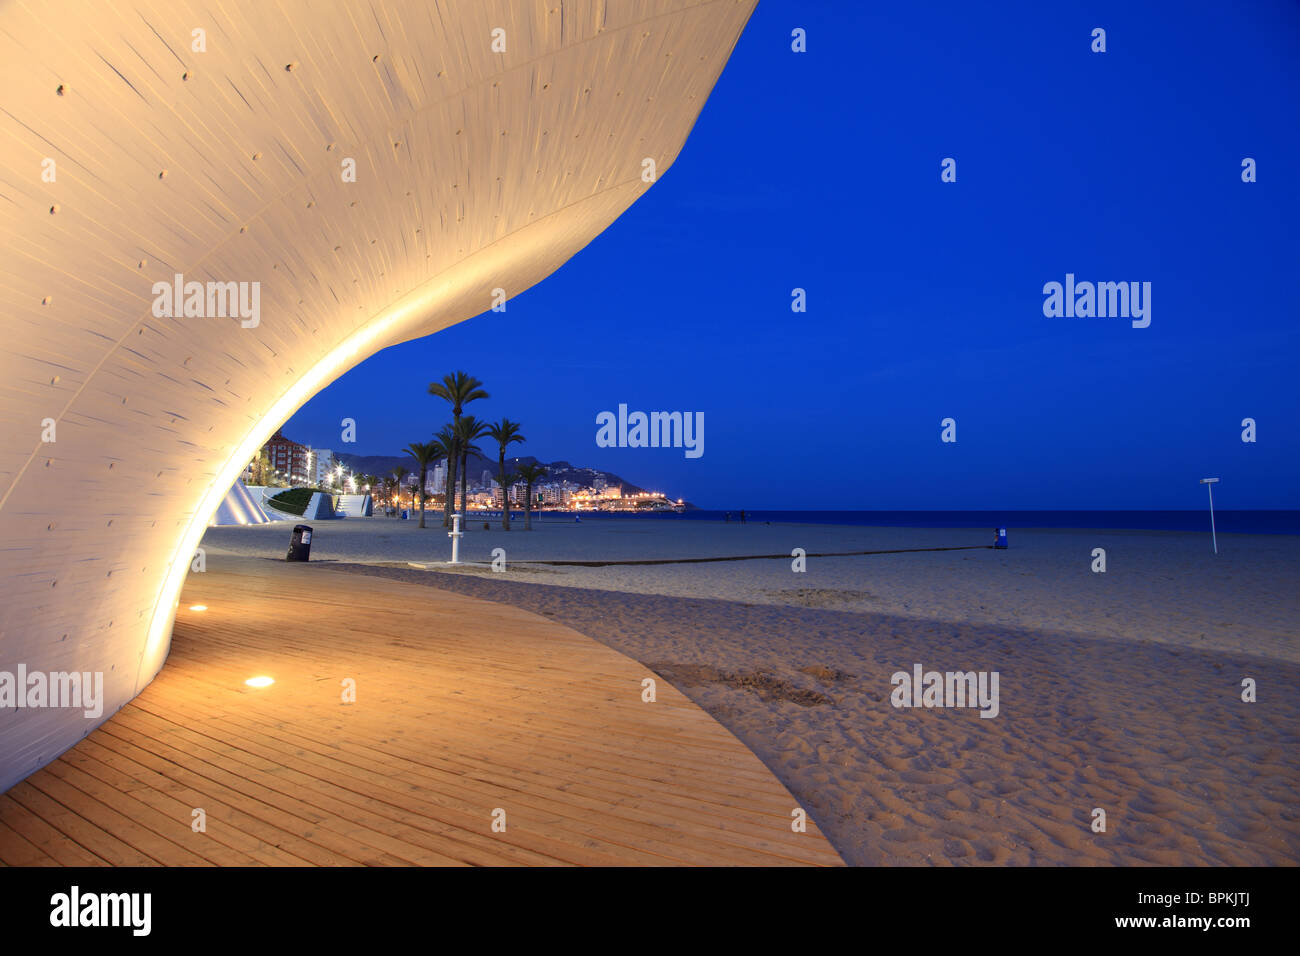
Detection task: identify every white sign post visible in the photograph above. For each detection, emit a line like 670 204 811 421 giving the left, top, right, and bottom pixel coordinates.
1199 478 1220 554
448 512 463 564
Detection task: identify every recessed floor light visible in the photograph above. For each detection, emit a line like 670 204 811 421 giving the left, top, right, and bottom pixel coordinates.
189 604 207 611
245 676 274 688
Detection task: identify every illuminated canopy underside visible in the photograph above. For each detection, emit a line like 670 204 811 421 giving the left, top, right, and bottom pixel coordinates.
0 0 754 789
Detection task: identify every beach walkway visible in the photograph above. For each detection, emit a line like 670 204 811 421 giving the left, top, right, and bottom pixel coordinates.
0 556 841 866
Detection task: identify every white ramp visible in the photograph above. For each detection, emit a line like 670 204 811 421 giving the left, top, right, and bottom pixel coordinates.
210 480 271 526
336 493 373 517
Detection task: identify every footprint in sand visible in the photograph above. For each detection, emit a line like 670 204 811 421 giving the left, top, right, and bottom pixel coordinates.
942 838 970 859
897 769 953 786
945 789 974 810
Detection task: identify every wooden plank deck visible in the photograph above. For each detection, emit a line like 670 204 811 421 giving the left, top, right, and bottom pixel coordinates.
0 556 843 866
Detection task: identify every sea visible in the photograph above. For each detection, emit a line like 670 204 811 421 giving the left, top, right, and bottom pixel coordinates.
529 510 1300 535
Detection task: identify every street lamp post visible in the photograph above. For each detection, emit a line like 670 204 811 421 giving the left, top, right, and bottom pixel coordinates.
1199 477 1220 554
448 512 463 564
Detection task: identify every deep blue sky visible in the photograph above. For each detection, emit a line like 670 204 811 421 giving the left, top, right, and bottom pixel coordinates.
288 0 1300 510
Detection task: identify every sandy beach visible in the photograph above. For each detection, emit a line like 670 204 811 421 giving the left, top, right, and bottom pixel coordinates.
201 516 1300 865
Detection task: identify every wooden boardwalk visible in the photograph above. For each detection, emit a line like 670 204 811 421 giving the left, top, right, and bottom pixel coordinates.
0 556 842 866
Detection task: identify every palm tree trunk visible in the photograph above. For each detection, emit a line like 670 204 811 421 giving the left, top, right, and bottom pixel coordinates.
443 455 456 527
524 482 533 530
444 407 461 528
499 451 509 530
417 466 427 528
459 451 469 526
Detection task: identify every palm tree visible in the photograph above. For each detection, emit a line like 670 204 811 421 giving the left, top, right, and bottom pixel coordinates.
455 414 488 526
392 466 409 513
433 423 458 519
492 469 517 521
429 372 488 525
249 450 273 486
404 441 440 528
485 419 525 529
425 432 452 517
515 463 546 531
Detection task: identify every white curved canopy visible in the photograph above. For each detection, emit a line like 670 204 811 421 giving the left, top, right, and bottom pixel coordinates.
0 0 755 789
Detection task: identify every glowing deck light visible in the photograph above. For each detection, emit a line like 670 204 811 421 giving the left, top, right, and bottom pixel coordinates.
245 676 275 688
189 604 208 611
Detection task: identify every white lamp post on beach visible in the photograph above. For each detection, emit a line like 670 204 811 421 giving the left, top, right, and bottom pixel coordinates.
1199 477 1220 554
448 512 463 564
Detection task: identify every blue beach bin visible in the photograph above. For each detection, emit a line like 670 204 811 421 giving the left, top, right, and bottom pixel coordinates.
994 527 1008 549
400 509 409 520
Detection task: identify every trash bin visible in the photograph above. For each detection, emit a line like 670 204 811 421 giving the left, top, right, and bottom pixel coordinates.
993 527 1008 549
287 524 313 561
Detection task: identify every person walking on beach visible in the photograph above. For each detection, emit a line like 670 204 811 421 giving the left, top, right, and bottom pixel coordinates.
739 509 746 524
